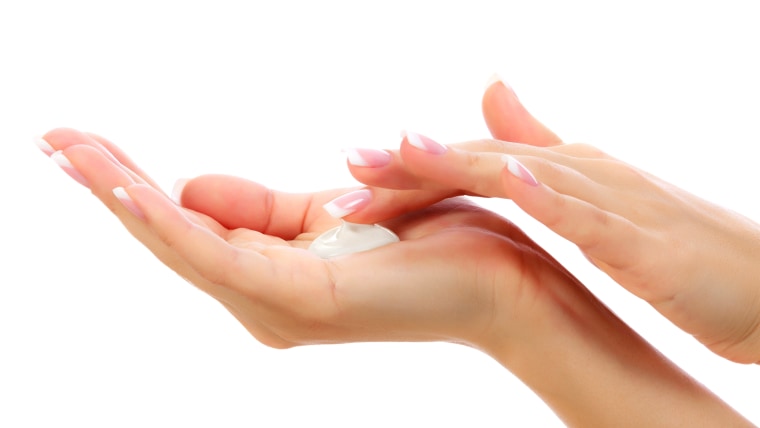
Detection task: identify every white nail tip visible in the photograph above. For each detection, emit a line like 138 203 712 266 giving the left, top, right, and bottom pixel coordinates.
50 150 73 168
344 149 370 167
323 199 361 218
35 137 55 156
485 73 503 89
171 178 189 205
503 155 538 186
112 186 129 200
322 190 371 218
403 131 426 151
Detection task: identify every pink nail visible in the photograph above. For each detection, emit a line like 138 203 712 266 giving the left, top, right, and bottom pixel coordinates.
344 148 391 167
322 189 372 218
51 151 90 188
402 131 447 155
503 155 538 186
485 73 514 93
35 137 55 156
171 178 189 205
113 187 146 220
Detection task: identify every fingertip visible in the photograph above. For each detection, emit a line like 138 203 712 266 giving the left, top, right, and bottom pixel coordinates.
482 79 520 139
401 130 448 155
34 135 55 156
502 155 539 187
40 128 90 151
322 189 373 219
41 127 79 140
342 187 457 225
172 178 190 205
113 185 146 220
343 148 392 168
50 149 91 188
499 156 543 209
346 147 425 191
482 79 562 147
484 73 513 94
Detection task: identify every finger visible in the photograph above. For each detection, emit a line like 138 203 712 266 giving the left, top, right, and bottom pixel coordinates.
397 133 608 205
482 75 563 146
345 138 617 228
59 144 224 232
344 148 425 190
501 156 644 271
85 132 163 190
56 140 299 332
121 183 342 317
119 183 265 292
57 144 139 212
379 196 555 261
41 128 163 191
342 187 459 224
401 133 509 197
178 172 462 238
178 174 352 239
339 192 554 269
61 144 238 290
348 133 611 194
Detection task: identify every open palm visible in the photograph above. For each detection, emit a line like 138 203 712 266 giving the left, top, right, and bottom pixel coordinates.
40 128 582 352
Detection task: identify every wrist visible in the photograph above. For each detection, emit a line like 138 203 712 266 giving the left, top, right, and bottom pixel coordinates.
478 264 751 427
663 214 760 364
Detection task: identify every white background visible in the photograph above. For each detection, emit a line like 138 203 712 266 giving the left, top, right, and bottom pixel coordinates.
2 1 759 426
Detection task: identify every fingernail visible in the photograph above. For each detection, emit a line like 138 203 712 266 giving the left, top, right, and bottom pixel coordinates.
113 187 146 220
323 189 372 218
503 155 538 186
35 136 55 156
51 150 90 188
402 131 447 155
485 73 503 90
344 148 391 167
171 178 189 205
485 73 515 95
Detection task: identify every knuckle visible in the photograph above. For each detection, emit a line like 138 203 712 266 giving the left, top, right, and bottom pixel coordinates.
455 138 507 153
464 150 482 169
568 142 610 158
540 192 568 230
606 160 649 186
531 157 564 182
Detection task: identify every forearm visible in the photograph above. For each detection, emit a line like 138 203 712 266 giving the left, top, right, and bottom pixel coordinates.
481 274 753 427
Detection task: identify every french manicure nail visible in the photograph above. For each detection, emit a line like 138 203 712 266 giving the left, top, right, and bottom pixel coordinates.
485 73 503 90
485 73 516 97
402 131 447 155
322 189 372 218
35 137 55 156
51 150 90 188
171 178 189 205
113 187 146 220
344 148 391 167
503 155 539 186
485 73 512 90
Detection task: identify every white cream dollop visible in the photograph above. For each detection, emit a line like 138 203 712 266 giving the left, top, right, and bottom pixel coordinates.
308 221 399 259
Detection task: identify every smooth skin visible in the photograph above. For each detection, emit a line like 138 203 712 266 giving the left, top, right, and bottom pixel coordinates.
38 116 751 424
346 77 760 365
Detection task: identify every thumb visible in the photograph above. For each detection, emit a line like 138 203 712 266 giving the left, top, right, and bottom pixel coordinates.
482 74 563 147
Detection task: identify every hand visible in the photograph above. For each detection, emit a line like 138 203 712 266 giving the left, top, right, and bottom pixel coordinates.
343 75 563 223
37 128 580 351
38 128 753 426
344 80 760 364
